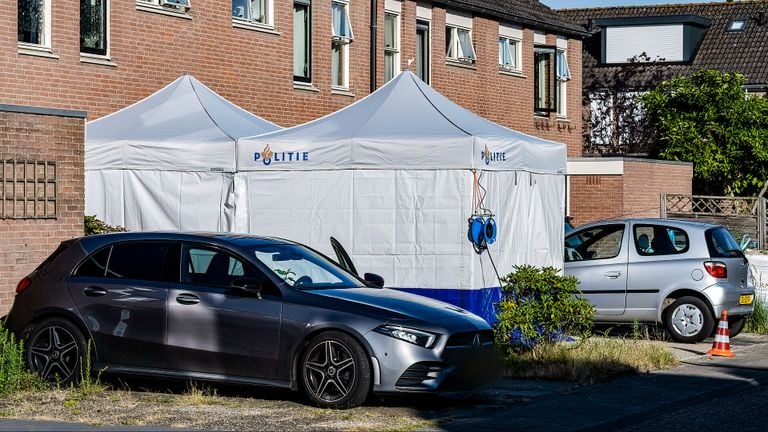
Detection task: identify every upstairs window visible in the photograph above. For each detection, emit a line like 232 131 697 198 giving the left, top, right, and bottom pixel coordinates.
415 19 430 84
384 11 400 82
81 0 108 56
233 0 272 27
331 0 353 89
499 24 522 73
534 46 557 114
18 0 51 48
556 48 571 117
445 11 474 64
727 19 747 32
293 0 311 83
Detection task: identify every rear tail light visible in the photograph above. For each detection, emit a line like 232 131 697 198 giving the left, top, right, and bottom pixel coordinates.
704 261 727 279
15 276 31 294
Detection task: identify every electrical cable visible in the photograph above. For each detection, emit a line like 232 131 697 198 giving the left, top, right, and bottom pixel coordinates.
485 246 503 288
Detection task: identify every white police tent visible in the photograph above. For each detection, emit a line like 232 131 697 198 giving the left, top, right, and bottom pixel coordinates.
85 75 280 231
235 71 566 322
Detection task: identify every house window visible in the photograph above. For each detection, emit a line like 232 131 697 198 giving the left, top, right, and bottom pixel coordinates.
727 19 747 32
233 0 272 26
557 49 571 117
384 12 400 82
445 26 475 64
331 0 353 89
294 0 311 83
415 19 430 84
1 160 57 219
534 46 556 114
138 0 190 8
18 0 51 48
81 0 108 56
498 37 520 72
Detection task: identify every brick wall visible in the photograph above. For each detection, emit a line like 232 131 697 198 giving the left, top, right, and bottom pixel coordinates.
0 107 85 315
0 0 582 155
623 160 693 218
568 158 693 226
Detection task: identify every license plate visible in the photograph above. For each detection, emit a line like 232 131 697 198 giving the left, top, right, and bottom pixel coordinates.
740 294 754 305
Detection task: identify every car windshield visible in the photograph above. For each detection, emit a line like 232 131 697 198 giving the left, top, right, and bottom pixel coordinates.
251 244 362 289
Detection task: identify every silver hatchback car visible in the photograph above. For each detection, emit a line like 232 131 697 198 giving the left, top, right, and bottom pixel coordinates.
564 218 755 343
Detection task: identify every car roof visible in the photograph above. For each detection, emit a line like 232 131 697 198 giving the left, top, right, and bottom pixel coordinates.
76 231 297 252
573 218 723 231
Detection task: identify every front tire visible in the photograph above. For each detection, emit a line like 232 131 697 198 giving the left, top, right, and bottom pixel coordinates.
25 318 88 386
664 296 714 343
300 331 371 409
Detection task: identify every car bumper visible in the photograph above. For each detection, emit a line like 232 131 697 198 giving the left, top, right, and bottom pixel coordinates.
704 283 756 318
366 330 499 394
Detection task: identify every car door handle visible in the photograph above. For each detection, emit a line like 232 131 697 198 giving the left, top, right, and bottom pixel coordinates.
176 293 200 305
83 286 107 297
604 271 622 279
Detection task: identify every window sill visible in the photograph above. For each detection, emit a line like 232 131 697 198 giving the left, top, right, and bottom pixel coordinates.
445 59 476 70
331 88 355 97
80 54 118 67
499 69 526 78
135 3 192 20
294 82 319 92
17 44 59 59
232 19 280 35
556 116 570 122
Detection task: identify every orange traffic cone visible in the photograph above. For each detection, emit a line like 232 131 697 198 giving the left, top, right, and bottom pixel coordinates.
707 309 735 358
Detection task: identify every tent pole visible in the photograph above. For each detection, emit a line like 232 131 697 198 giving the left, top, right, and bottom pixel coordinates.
370 0 378 93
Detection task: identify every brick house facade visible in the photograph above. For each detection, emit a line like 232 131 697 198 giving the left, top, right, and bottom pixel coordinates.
0 105 86 313
1 0 584 314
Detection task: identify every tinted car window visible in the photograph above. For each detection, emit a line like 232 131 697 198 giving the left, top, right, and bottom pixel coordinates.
565 224 624 262
706 227 743 258
106 242 171 281
74 247 111 277
633 225 689 256
183 245 249 287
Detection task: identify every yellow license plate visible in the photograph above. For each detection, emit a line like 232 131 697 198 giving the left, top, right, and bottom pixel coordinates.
740 294 754 305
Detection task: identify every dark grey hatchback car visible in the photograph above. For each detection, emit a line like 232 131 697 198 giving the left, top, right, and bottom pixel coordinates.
5 232 495 408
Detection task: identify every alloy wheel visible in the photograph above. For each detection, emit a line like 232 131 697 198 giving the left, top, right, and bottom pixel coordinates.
28 325 80 381
303 340 357 403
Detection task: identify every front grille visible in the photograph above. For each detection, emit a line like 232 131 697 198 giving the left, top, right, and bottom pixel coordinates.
445 330 494 348
396 362 446 387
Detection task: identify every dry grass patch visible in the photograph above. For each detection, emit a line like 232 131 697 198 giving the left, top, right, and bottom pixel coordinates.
503 337 678 383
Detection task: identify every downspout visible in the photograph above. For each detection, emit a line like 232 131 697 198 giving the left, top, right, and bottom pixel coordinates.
370 0 378 93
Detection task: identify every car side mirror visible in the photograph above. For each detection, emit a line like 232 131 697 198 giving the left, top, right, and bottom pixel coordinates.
230 277 263 298
364 273 385 288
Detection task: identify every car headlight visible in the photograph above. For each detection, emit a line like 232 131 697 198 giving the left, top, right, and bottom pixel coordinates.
373 325 438 348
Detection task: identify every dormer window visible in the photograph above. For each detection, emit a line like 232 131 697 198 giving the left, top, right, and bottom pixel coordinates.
728 19 747 32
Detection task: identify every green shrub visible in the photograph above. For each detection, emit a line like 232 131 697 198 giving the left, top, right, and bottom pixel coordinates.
494 265 595 357
0 322 45 397
84 215 126 236
745 298 768 334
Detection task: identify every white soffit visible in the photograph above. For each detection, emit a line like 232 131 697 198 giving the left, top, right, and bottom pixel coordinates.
416 2 431 20
500 23 523 40
385 0 401 13
605 25 683 63
567 159 624 175
446 10 473 28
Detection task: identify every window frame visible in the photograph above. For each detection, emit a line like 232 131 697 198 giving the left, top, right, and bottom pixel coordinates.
384 11 400 82
534 45 558 115
565 224 625 262
232 0 274 28
293 0 312 83
18 0 53 50
445 24 475 64
331 0 353 90
80 0 109 57
415 19 431 84
498 36 521 73
556 49 570 117
73 241 178 283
